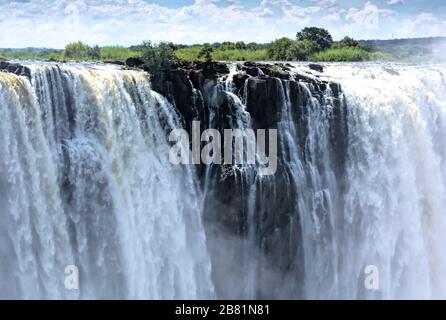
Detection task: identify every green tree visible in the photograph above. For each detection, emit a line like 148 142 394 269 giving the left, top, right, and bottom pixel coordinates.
63 41 102 60
267 38 319 61
293 39 320 60
140 41 175 74
267 38 296 60
64 41 91 59
220 42 236 51
89 45 101 60
198 43 214 62
247 42 260 50
296 27 333 51
336 36 360 48
140 41 176 91
235 41 247 50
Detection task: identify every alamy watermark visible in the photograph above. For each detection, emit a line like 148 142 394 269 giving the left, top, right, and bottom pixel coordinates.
64 265 79 291
169 121 278 176
364 265 380 290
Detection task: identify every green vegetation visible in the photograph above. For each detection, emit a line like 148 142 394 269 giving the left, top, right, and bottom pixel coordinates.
311 47 372 62
198 43 214 62
296 27 333 51
3 27 440 63
267 37 318 61
0 48 62 60
63 41 100 60
311 35 372 62
0 44 140 62
175 42 268 61
100 46 139 60
139 41 175 89
267 30 378 62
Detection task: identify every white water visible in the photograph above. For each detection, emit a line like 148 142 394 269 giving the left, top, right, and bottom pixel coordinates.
322 63 446 299
0 64 213 299
1 62 446 299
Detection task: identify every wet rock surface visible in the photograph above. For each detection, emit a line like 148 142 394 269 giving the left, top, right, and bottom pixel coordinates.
144 59 345 298
0 61 32 80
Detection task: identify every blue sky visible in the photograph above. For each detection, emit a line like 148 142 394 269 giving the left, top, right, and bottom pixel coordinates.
0 0 445 48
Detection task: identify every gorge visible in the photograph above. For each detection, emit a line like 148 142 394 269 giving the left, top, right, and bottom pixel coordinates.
1 59 446 300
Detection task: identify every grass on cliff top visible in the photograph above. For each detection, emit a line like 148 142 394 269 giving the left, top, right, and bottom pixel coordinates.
0 46 140 62
175 45 389 62
175 46 269 61
310 47 389 62
1 45 392 63
100 46 140 60
0 48 61 60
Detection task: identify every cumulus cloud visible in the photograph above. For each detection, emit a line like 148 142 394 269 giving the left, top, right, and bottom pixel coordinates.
399 12 445 38
386 0 404 5
0 0 444 48
322 12 341 22
345 1 396 31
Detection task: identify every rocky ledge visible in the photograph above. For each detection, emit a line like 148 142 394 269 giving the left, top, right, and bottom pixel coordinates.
148 60 337 130
0 60 32 80
145 59 339 127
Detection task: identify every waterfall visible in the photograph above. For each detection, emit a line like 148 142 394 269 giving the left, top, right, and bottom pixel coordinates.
325 63 446 299
204 62 446 300
0 64 214 299
1 62 446 300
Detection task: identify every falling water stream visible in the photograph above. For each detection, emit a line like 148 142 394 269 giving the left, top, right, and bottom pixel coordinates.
1 62 446 299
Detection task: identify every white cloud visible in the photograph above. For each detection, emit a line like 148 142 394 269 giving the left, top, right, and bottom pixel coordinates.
322 12 341 22
0 0 444 48
399 12 444 38
386 0 404 5
345 1 396 32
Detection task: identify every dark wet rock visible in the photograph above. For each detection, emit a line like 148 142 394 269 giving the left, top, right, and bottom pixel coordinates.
125 57 144 68
244 67 262 77
245 77 285 129
0 61 31 80
308 63 324 73
329 82 342 96
384 67 399 76
148 60 231 129
139 58 344 299
169 69 197 122
232 73 250 93
104 60 125 66
242 61 290 80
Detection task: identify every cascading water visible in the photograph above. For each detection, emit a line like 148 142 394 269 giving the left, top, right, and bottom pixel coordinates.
324 63 446 299
1 61 446 300
0 63 214 299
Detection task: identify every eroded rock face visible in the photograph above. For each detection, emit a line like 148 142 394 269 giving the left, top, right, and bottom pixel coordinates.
125 57 144 68
144 60 345 298
308 63 324 73
245 77 284 129
0 61 31 80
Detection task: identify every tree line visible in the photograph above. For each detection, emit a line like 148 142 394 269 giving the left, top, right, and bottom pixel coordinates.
58 27 378 62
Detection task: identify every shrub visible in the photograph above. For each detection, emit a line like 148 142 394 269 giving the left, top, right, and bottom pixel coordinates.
235 41 247 50
198 43 214 62
140 41 176 90
338 36 360 48
311 47 371 62
64 41 100 60
267 38 319 61
267 38 297 60
100 46 138 60
140 41 175 74
331 36 361 50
